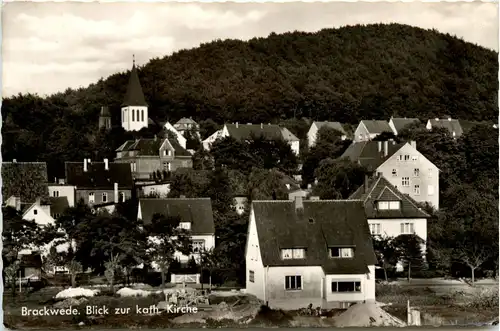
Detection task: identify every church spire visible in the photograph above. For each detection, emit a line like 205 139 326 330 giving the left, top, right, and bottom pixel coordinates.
122 55 148 107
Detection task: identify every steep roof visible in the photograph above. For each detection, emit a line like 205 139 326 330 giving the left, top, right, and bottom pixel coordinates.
390 118 420 133
225 124 286 141
65 162 134 189
361 120 392 134
349 176 429 219
176 118 198 125
138 198 215 235
340 141 405 171
428 118 463 137
252 200 377 274
122 63 148 107
280 127 299 141
49 197 69 216
2 162 49 203
314 121 347 135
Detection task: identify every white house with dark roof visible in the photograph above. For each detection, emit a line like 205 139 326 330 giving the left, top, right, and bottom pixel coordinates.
341 140 439 210
246 197 377 310
353 120 392 142
349 175 429 261
203 123 300 155
137 198 215 264
307 121 347 147
388 117 420 136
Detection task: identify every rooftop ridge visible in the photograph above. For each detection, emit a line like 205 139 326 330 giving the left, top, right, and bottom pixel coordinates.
139 197 211 200
252 199 363 203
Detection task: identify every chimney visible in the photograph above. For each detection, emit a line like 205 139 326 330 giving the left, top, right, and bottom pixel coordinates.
235 122 238 128
154 135 157 141
104 158 109 171
87 158 91 164
410 141 416 149
180 195 186 199
114 183 118 203
15 197 21 211
377 141 382 152
364 174 369 193
383 141 388 157
261 123 263 129
54 177 57 183
294 196 303 211
35 197 41 205
13 159 17 163
448 117 452 121
58 179 65 185
84 159 88 172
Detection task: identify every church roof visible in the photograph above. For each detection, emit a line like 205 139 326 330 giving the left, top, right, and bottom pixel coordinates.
122 63 148 107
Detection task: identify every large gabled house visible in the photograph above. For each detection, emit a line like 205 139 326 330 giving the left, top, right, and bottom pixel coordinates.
65 159 134 206
246 197 377 310
349 175 429 258
340 140 439 210
203 123 300 155
388 117 420 136
115 137 193 180
137 198 215 264
307 121 348 147
353 120 392 142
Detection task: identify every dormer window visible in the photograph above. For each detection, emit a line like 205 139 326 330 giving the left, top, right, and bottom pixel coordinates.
281 248 306 259
329 247 354 258
377 201 401 210
179 222 191 230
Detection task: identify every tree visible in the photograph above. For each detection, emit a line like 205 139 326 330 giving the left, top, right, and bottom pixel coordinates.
104 253 122 293
66 259 83 287
185 127 201 150
247 168 293 201
392 234 426 282
4 261 21 297
199 247 227 290
145 214 192 288
192 147 214 170
203 168 235 214
456 243 491 286
372 235 399 281
313 159 367 199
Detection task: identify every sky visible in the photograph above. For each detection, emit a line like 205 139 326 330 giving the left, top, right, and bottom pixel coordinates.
2 1 498 97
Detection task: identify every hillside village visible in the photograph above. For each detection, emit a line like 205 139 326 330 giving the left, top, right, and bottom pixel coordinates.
3 24 499 328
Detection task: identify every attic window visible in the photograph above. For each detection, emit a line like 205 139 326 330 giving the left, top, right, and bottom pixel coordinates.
33 209 38 215
378 201 401 210
179 222 191 230
308 218 315 224
281 248 306 259
329 247 354 258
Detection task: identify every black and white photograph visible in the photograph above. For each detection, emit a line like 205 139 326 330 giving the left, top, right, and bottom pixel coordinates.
2 1 499 329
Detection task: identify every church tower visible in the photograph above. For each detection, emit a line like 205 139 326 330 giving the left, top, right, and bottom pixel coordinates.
98 106 111 130
121 55 148 131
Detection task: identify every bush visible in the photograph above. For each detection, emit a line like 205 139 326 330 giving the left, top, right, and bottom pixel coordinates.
250 305 293 326
467 286 499 309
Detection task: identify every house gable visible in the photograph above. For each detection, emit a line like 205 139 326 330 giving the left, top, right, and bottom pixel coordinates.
22 202 55 226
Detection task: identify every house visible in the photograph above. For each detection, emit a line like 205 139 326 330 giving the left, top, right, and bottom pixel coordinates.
388 117 420 136
174 117 201 137
426 117 463 138
137 198 215 264
22 198 56 226
48 179 76 208
353 120 392 142
121 57 149 132
307 121 348 147
115 136 193 180
163 122 187 149
246 197 377 310
349 175 429 262
341 140 439 210
65 159 134 206
204 123 300 155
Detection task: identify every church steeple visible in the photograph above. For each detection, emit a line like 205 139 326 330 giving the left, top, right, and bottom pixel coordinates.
122 54 148 107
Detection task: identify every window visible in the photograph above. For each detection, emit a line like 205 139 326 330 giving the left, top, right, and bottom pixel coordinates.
131 162 137 172
102 192 108 203
392 169 397 176
414 168 420 177
330 247 354 258
192 240 205 253
401 223 415 234
53 190 60 197
119 192 125 202
369 223 381 235
404 154 410 161
281 248 306 259
412 155 418 161
137 109 140 122
428 168 433 178
33 209 38 215
141 109 144 122
397 155 403 161
428 185 435 196
389 201 401 210
249 270 255 283
163 162 171 171
402 177 410 187
378 201 389 210
89 192 95 203
332 281 361 292
132 109 135 121
179 222 191 230
414 185 420 195
285 275 302 290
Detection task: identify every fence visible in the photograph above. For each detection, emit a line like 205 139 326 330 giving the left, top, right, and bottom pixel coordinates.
171 273 200 284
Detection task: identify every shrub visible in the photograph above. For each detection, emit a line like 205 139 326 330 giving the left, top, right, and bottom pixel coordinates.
467 286 499 309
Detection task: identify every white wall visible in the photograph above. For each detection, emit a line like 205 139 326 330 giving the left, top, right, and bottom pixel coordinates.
48 185 76 207
353 122 370 142
23 203 55 226
289 140 300 155
368 218 427 244
121 106 148 131
388 119 398 136
378 143 440 209
246 208 266 301
142 184 171 198
173 234 216 263
307 123 319 148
